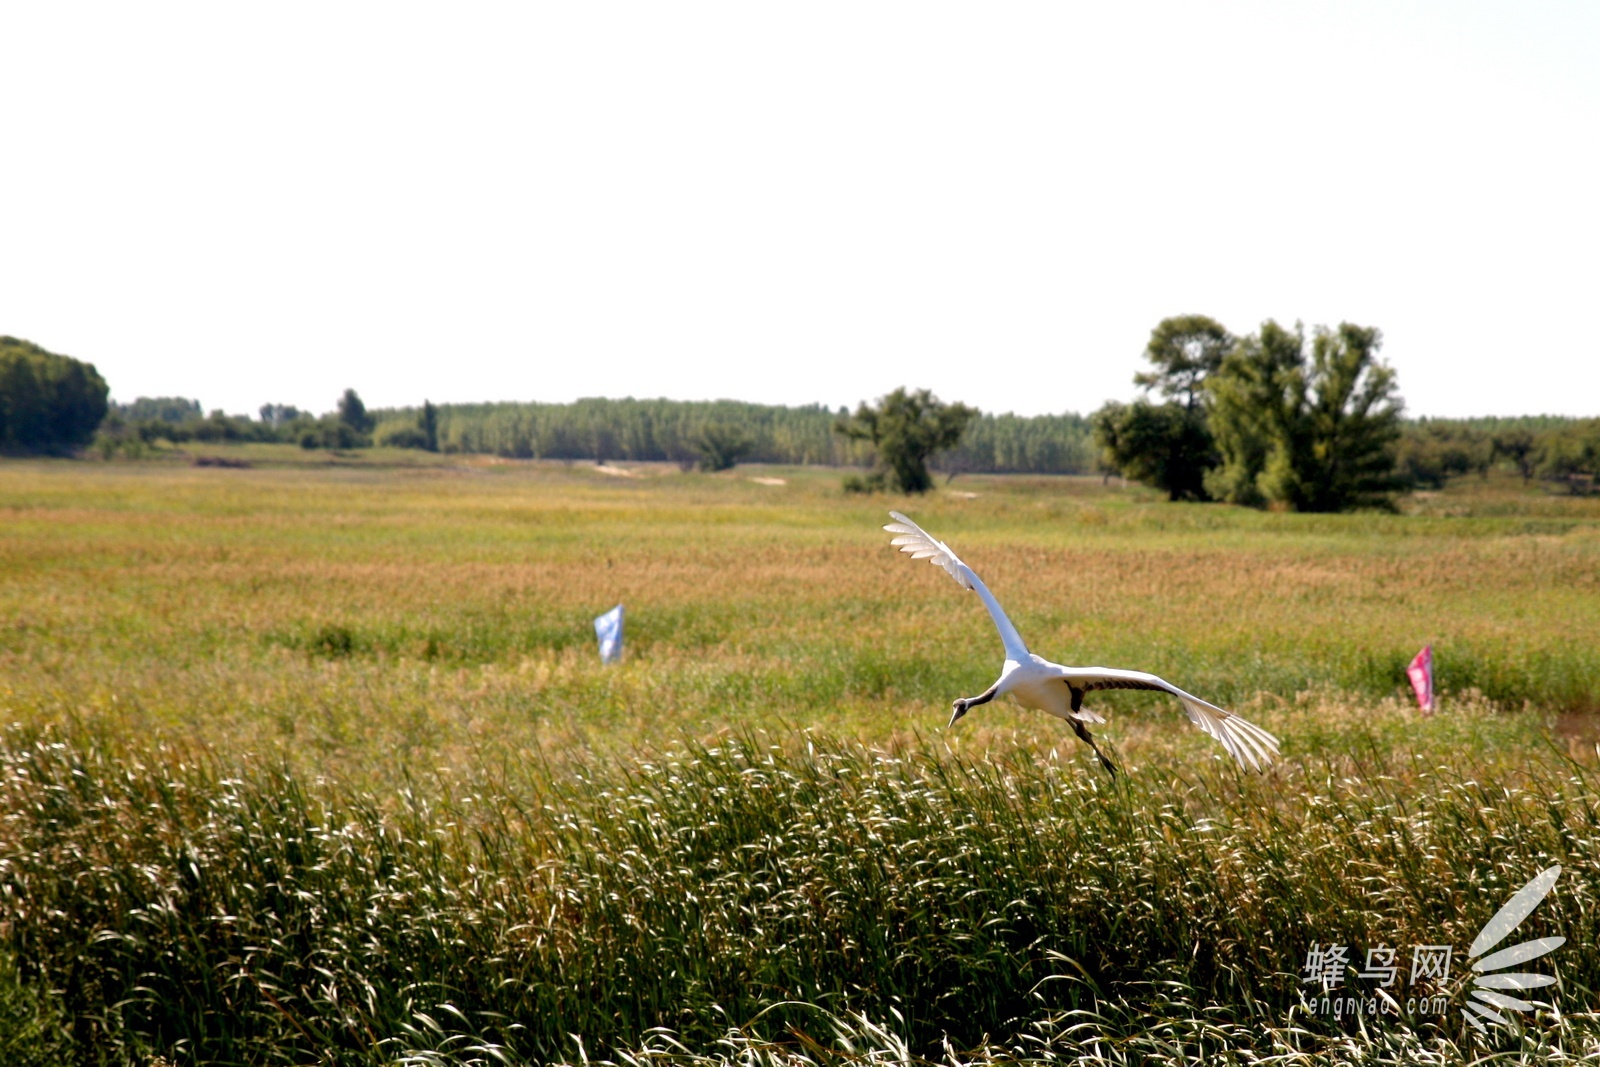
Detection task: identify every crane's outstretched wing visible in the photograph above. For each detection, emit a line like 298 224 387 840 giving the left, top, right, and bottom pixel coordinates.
884 512 1030 662
1064 667 1279 771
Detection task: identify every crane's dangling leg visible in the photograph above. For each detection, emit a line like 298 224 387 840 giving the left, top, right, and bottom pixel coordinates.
1070 718 1118 778
948 683 1000 727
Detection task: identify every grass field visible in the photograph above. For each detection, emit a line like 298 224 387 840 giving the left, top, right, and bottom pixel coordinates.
2 447 1599 1064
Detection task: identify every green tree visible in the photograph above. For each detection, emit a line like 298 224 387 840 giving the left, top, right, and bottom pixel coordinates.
375 401 441 450
302 417 365 450
421 400 439 452
1091 400 1216 501
1135 315 1234 408
119 397 202 423
1208 321 1404 511
834 387 976 494
1535 420 1599 495
1202 320 1304 506
373 421 429 449
0 336 110 453
337 389 372 435
941 411 1095 475
1491 428 1537 483
692 422 755 471
258 403 301 429
1394 421 1490 489
1092 315 1230 501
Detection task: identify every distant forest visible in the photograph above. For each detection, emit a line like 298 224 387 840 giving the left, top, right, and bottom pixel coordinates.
83 392 1600 490
370 399 1101 475
4 330 1596 492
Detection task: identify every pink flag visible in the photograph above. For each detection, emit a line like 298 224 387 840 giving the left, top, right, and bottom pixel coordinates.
1406 644 1434 714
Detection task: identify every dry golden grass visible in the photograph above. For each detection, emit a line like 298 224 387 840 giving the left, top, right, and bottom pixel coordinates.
1 448 1596 783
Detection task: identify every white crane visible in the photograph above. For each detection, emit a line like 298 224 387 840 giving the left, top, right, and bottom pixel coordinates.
884 511 1279 774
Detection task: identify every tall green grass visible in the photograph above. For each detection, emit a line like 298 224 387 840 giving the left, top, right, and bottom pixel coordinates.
3 718 1596 1064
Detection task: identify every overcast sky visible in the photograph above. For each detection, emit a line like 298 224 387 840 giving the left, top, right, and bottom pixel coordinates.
3 2 1596 419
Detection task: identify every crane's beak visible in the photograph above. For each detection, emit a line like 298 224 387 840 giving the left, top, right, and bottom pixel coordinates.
947 701 968 728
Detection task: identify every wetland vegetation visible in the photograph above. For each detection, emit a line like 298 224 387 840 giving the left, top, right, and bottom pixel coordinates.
1 449 1597 1064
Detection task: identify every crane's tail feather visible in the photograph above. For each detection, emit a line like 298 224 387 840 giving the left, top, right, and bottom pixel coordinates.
1179 695 1280 772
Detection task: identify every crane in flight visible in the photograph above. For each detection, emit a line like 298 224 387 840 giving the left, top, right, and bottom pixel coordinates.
883 511 1278 775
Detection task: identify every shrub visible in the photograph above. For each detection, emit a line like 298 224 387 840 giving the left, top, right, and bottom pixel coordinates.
374 422 431 449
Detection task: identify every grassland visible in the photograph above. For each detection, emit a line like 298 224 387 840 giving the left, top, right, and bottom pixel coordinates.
2 448 1599 1064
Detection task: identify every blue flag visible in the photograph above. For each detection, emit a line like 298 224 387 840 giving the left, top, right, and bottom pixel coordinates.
594 603 624 664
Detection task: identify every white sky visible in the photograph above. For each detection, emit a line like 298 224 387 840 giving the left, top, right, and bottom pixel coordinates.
2 2 1596 419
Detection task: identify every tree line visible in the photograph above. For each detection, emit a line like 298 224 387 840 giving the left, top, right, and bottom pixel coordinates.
3 331 1595 500
77 383 1094 475
93 388 397 454
1393 415 1600 495
368 397 1097 475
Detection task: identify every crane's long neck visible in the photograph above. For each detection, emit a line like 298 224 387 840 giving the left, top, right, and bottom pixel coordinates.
958 564 1030 662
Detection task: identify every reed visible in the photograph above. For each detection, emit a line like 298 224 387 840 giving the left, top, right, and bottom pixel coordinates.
0 717 1595 1064
2 451 1597 1062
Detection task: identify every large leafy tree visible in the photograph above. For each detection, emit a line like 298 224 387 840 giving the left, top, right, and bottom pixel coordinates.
1093 315 1231 501
692 422 755 471
0 336 110 453
1091 400 1216 501
1207 321 1404 511
1135 314 1234 408
834 387 976 493
1202 320 1305 506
